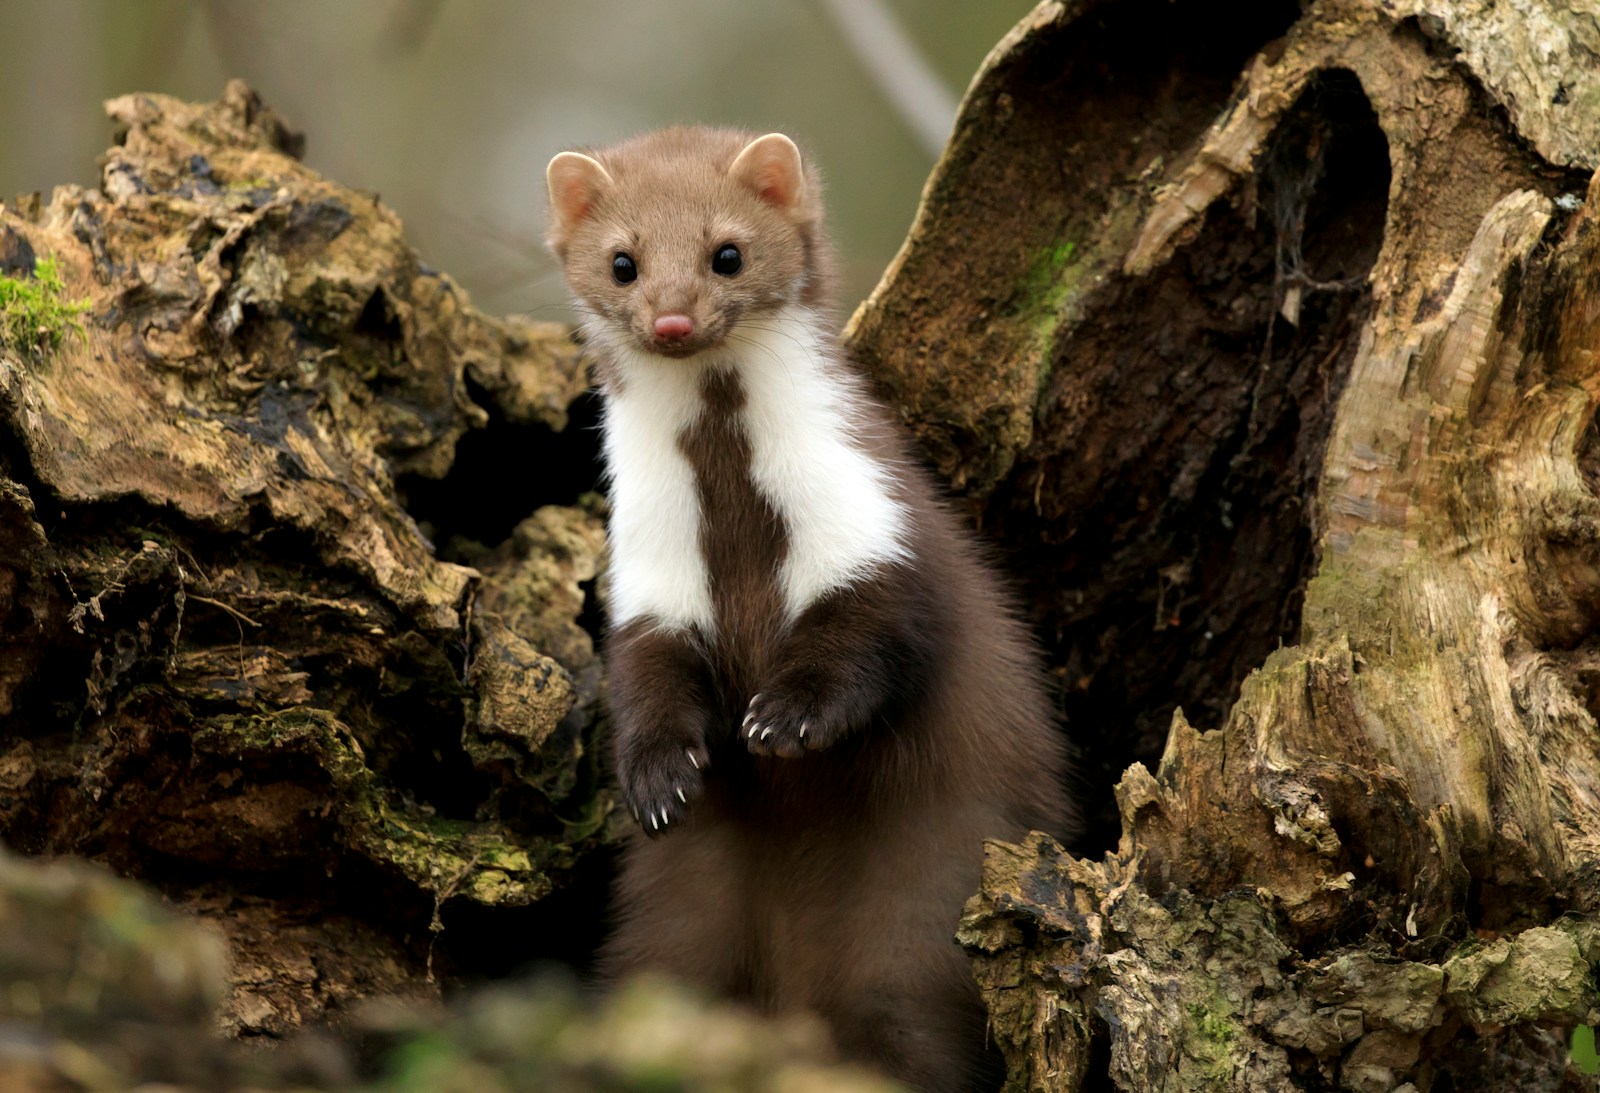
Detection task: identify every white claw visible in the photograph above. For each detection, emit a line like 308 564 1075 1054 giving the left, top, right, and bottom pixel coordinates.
761 726 773 741
799 720 809 740
676 786 686 803
686 750 700 769
659 808 669 827
748 722 760 739
650 814 659 831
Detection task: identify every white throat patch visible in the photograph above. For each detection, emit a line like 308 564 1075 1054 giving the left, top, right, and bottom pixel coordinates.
599 346 716 633
732 308 910 619
599 306 910 633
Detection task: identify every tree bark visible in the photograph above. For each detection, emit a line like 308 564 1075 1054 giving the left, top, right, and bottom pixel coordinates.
0 82 609 1036
842 0 1600 1087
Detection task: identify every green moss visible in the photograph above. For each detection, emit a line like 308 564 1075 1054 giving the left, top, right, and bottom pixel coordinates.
357 799 562 907
195 706 580 909
194 708 371 785
1014 240 1081 331
1574 1025 1600 1075
558 788 613 844
0 255 90 355
1188 1002 1236 1046
1184 1000 1238 1086
1006 234 1100 414
1006 191 1148 358
1036 240 1077 280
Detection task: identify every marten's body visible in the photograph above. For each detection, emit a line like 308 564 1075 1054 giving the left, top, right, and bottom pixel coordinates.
545 127 1072 1092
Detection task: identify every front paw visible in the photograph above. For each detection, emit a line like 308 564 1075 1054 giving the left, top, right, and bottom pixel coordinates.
743 686 847 759
618 737 710 837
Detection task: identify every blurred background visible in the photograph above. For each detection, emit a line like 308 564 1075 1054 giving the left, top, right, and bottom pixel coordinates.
0 0 1035 319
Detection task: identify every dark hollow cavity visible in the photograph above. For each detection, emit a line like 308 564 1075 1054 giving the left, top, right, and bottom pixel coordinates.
998 68 1391 852
400 379 603 556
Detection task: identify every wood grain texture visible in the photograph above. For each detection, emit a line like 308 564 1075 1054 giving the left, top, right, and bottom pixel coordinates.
847 0 1600 1087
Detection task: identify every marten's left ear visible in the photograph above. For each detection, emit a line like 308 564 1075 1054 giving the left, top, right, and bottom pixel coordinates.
729 133 806 212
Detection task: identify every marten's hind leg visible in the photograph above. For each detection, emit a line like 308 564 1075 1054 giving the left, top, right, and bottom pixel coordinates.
598 824 749 994
822 936 992 1093
773 809 999 1092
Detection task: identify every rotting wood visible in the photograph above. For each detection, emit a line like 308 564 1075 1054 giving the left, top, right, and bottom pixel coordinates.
843 0 1600 1087
0 81 608 1036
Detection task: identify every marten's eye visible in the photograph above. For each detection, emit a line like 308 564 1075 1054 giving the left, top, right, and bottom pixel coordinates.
613 253 637 285
711 244 742 276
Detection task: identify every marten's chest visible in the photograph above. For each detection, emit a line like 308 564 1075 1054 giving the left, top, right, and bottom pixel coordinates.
677 369 789 677
598 309 911 677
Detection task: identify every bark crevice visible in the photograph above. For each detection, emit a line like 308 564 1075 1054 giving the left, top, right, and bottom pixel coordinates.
401 383 604 556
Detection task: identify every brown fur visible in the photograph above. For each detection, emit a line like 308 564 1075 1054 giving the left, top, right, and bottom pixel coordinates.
547 127 1074 1093
548 127 834 367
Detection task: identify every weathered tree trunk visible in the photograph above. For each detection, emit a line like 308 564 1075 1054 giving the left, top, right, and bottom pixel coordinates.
844 0 1600 1087
0 82 611 1036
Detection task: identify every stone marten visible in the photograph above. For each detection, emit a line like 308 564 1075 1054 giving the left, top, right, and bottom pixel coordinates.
545 126 1073 1092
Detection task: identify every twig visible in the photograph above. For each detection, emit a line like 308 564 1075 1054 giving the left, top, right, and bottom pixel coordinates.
815 0 958 159
186 594 261 628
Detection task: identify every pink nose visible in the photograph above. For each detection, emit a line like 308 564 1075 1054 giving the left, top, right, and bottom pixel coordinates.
653 314 695 341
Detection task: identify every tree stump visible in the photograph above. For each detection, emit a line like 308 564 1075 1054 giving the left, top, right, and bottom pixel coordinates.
0 82 608 1036
844 0 1600 1087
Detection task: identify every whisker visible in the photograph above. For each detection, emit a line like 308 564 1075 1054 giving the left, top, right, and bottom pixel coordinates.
736 320 822 359
724 330 793 371
725 331 806 402
515 302 583 318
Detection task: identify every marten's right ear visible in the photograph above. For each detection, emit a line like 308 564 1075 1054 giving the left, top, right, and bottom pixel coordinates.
546 152 614 237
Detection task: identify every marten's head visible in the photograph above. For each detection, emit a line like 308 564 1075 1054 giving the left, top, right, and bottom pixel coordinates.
546 127 830 360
